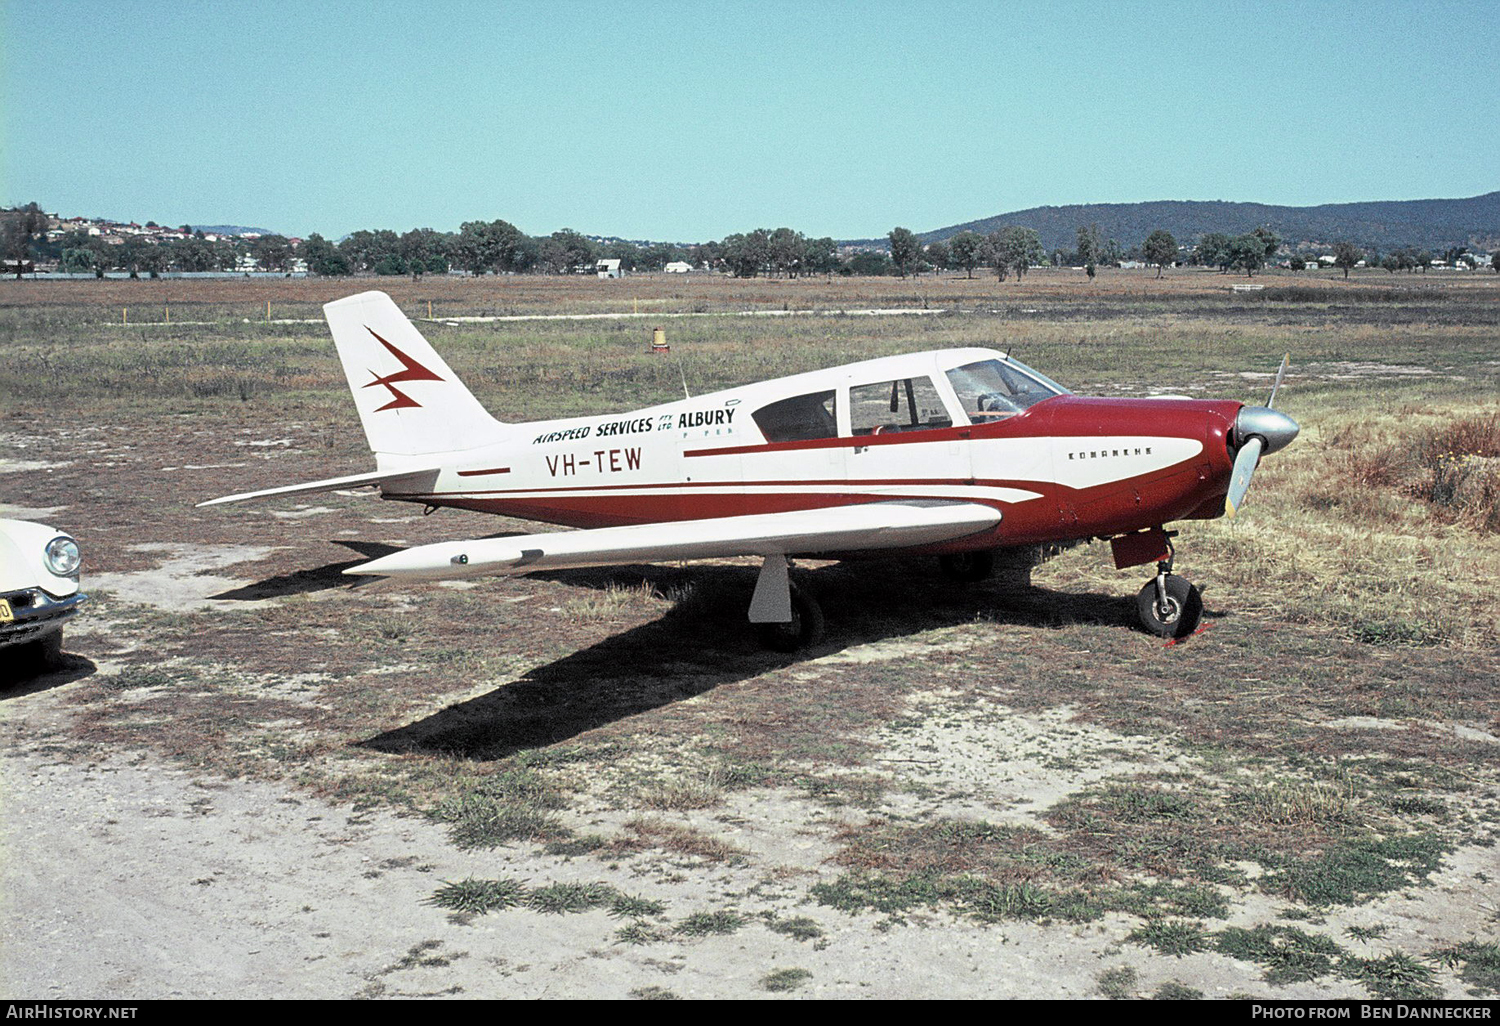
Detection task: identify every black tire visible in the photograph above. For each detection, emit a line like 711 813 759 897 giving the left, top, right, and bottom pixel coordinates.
755 585 825 653
35 631 64 670
4 633 62 685
938 550 995 583
1136 576 1202 639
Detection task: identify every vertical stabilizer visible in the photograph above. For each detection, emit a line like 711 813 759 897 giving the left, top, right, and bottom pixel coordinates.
323 291 507 458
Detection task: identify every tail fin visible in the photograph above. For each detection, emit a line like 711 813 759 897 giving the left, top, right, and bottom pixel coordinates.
324 291 508 459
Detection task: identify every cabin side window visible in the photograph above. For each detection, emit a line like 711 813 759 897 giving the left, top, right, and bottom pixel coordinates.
848 376 952 435
752 390 838 443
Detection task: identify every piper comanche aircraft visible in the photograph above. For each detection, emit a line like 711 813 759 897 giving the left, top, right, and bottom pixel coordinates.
201 291 1299 649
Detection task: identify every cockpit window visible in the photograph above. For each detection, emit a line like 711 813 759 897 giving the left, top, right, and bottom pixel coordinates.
753 390 837 443
945 358 1067 419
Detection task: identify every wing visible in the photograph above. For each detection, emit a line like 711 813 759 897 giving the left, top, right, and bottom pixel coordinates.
344 500 1001 580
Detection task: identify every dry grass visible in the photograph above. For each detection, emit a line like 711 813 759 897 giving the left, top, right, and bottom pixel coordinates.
619 817 749 864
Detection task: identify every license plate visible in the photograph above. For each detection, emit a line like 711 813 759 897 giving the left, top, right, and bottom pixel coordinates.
0 600 11 623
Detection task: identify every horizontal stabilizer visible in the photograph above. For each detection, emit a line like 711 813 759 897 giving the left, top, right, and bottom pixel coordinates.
345 500 1001 580
197 467 440 508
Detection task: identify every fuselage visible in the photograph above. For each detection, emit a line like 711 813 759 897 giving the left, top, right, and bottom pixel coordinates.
381 347 1241 553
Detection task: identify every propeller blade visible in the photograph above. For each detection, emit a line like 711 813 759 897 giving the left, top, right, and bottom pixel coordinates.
1225 435 1264 519
1266 353 1290 408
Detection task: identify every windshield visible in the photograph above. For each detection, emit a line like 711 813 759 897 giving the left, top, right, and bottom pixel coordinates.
945 358 1068 419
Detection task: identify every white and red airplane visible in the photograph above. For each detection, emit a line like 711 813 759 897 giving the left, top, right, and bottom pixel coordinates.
202 290 1298 649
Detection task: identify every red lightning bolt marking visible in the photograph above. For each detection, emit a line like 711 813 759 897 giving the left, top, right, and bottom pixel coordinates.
362 327 443 411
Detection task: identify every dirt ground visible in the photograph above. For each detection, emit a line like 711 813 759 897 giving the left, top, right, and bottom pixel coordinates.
2 272 1498 1000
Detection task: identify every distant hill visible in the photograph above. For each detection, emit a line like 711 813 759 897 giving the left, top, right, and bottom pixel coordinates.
190 224 277 237
852 193 1500 254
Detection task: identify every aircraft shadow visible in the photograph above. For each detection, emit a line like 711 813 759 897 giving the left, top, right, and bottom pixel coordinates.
0 652 98 698
208 540 402 601
358 557 1194 762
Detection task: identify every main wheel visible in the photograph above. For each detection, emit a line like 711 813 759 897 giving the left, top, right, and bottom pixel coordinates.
938 550 995 583
1135 576 1202 639
755 585 825 653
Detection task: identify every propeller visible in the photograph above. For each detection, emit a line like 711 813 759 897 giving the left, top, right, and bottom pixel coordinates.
1267 353 1291 408
1225 354 1298 519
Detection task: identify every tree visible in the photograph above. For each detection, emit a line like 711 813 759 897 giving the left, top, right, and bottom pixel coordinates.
454 219 527 275
213 239 242 272
924 240 949 274
1143 230 1177 278
2 202 48 277
1288 255 1306 272
720 230 770 278
170 235 218 272
888 227 921 278
60 247 95 274
1332 241 1362 280
1076 223 1102 280
1229 233 1270 276
802 237 838 277
841 250 892 276
989 226 1045 281
949 231 985 279
537 229 595 274
399 228 449 278
115 236 147 278
301 233 351 276
372 253 407 276
251 234 293 272
762 227 801 277
137 242 170 278
1195 232 1233 272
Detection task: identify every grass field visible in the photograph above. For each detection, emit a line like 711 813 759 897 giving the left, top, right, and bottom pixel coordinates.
2 267 1497 999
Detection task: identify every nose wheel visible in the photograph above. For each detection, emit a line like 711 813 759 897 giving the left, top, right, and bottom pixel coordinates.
1135 556 1203 639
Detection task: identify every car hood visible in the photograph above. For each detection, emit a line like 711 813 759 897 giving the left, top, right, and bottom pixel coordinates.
0 518 81 598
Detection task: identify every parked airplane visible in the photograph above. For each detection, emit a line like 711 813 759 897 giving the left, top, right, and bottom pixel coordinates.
201 291 1298 649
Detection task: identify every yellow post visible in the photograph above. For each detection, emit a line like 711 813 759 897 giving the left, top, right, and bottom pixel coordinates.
123 307 127 324
266 300 271 321
428 300 432 319
165 304 170 324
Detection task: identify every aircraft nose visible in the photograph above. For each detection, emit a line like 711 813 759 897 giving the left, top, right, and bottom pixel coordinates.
1234 406 1300 455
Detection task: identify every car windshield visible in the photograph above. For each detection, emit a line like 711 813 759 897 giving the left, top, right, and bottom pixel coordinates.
945 358 1068 419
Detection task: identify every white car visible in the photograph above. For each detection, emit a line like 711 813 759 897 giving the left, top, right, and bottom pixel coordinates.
1 518 85 677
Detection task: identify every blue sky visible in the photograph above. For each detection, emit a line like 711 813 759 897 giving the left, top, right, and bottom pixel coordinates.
4 0 1496 240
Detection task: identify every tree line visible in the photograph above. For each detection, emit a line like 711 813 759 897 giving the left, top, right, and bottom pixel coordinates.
4 201 1496 281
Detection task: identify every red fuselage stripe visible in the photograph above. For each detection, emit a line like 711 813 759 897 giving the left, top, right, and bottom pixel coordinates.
388 476 1041 499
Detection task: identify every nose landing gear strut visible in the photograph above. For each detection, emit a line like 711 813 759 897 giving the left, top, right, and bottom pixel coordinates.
1134 535 1203 639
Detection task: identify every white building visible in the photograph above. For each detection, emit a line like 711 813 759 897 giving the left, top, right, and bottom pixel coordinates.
596 258 622 279
663 261 692 274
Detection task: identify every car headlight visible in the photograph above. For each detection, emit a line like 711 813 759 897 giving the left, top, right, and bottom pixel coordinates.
44 536 81 577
